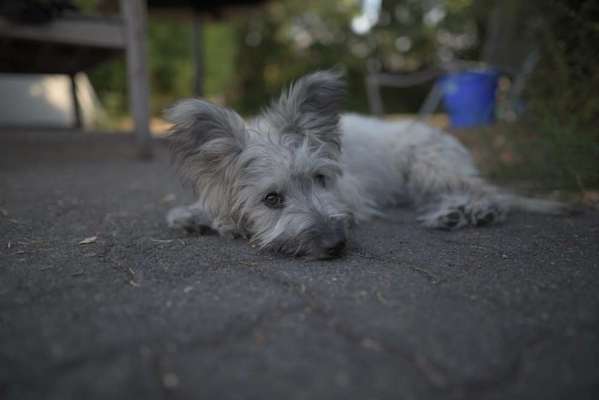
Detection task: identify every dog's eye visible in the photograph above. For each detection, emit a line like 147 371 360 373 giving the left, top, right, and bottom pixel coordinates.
263 192 284 209
314 174 327 187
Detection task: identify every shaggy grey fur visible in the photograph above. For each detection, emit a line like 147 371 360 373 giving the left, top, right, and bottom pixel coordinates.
165 70 566 259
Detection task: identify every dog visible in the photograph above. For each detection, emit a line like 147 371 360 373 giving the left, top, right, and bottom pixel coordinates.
165 70 566 259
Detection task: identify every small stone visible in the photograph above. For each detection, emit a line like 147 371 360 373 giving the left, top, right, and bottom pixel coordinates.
162 372 179 388
361 338 382 352
161 193 177 204
335 371 350 387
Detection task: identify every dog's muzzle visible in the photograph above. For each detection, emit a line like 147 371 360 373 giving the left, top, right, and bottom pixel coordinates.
313 217 347 260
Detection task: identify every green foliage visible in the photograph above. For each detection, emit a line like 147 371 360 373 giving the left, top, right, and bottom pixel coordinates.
475 0 599 192
82 0 598 191
88 0 482 119
477 120 599 193
204 23 237 97
227 1 365 114
228 0 480 115
520 0 599 190
88 17 236 123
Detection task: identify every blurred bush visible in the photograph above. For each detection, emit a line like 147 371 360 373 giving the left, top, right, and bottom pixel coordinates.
82 0 598 191
228 0 481 114
487 0 599 192
88 16 236 121
87 0 484 120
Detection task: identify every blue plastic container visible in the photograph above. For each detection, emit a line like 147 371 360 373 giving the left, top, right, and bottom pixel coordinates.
439 69 500 128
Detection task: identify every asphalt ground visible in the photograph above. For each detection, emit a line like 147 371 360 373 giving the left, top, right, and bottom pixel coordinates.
1 131 598 400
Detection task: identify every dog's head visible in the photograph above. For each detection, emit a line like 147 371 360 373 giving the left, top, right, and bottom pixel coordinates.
166 70 352 259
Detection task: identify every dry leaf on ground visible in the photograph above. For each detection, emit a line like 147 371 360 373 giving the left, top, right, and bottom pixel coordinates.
79 236 97 245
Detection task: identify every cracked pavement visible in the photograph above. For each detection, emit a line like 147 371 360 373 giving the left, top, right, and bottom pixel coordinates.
1 132 599 400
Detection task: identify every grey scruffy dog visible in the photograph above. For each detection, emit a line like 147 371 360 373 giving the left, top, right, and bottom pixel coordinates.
165 70 567 259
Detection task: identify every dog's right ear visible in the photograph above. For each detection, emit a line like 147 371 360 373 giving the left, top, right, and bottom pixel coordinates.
165 99 247 185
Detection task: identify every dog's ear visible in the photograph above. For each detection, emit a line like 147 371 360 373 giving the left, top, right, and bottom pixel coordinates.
165 99 247 186
265 69 346 149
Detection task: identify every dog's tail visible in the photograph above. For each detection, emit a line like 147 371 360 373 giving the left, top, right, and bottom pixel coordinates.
497 192 574 215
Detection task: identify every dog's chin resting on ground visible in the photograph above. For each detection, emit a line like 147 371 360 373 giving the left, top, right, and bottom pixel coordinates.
165 70 568 260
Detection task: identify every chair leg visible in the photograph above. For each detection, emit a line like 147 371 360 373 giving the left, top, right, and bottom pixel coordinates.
121 0 152 159
418 82 443 119
69 73 82 129
366 75 384 116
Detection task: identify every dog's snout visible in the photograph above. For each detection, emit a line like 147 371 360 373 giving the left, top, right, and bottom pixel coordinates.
324 238 346 257
317 233 347 259
314 217 348 259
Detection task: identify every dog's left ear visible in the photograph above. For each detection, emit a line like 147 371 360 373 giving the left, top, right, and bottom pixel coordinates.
265 69 346 149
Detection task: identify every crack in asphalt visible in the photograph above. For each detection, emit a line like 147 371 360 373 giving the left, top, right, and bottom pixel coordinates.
240 264 573 398
243 267 451 389
352 245 443 284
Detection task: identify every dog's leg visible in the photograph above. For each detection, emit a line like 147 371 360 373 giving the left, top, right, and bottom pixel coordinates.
166 202 214 234
418 192 508 230
166 202 244 238
391 131 515 229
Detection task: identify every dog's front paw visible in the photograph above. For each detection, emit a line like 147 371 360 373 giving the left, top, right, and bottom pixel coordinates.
210 217 243 239
166 206 213 234
470 205 505 226
419 207 469 230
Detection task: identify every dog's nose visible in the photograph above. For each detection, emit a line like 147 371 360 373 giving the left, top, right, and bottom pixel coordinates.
323 239 346 258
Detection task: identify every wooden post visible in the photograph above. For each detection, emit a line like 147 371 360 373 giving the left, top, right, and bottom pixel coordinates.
121 0 152 159
192 11 204 97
